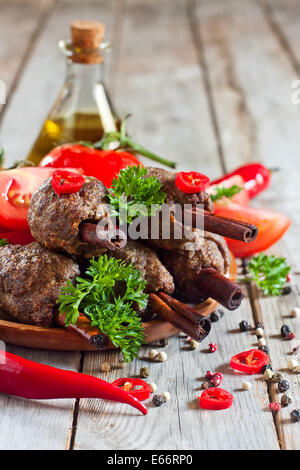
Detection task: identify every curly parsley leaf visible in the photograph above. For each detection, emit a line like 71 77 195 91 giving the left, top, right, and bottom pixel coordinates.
58 255 148 362
210 185 243 202
245 253 291 296
108 165 166 224
0 238 8 247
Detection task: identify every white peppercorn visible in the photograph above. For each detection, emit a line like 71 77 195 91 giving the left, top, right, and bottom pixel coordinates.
100 362 111 373
291 307 300 318
149 349 158 360
264 368 274 381
255 327 264 337
157 351 167 362
161 391 171 402
149 382 157 393
288 359 298 371
258 338 266 347
242 381 252 391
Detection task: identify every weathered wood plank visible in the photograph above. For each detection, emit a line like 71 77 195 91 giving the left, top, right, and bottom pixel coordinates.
73 0 278 450
0 0 119 166
189 0 300 269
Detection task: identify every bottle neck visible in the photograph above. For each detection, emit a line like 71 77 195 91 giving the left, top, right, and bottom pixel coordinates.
65 60 105 85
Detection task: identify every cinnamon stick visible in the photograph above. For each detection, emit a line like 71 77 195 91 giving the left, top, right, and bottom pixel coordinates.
79 222 127 251
182 208 258 243
196 267 244 311
149 293 211 341
55 311 110 349
156 292 203 324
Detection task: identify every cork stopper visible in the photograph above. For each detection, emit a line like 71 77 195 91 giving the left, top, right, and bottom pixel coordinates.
70 21 105 63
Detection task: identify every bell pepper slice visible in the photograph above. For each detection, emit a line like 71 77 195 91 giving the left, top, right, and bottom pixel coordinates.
175 171 210 194
230 349 269 374
112 378 151 401
51 169 85 196
198 387 233 410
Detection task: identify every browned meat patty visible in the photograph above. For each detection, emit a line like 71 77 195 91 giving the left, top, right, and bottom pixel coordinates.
28 176 111 258
145 167 213 212
0 242 80 327
162 231 231 302
109 240 175 295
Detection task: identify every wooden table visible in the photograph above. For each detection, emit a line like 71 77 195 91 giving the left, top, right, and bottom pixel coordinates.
0 0 300 450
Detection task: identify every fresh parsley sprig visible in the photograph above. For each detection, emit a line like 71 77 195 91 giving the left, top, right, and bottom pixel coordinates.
245 253 291 296
94 117 176 168
108 165 166 224
58 255 148 362
0 238 8 247
210 185 243 202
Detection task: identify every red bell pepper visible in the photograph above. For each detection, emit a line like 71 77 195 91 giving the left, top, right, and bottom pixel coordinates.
0 351 147 415
112 378 151 401
175 171 210 194
198 388 233 410
230 349 269 374
211 163 271 199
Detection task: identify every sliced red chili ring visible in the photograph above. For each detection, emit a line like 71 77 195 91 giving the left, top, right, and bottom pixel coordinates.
230 349 269 374
175 171 210 194
51 169 85 196
112 378 151 401
198 387 233 410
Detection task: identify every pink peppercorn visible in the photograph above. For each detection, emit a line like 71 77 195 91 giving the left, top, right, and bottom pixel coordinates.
286 274 291 282
209 342 218 353
210 372 224 387
269 402 281 412
205 370 215 380
286 333 296 341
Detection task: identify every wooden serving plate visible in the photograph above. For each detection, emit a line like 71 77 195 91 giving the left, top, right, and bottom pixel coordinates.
0 255 237 351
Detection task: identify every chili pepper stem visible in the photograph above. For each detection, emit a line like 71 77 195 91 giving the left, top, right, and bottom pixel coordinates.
124 139 176 168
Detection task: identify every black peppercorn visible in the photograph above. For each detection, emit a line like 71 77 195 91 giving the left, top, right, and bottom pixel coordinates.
281 324 292 338
261 364 272 374
218 309 224 318
159 338 168 347
281 395 292 408
290 409 300 422
239 320 251 332
153 394 164 407
259 345 270 354
255 322 264 329
282 286 292 296
210 312 219 323
278 380 290 393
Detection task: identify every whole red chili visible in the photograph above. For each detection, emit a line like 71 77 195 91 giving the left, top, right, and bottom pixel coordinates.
112 378 151 401
0 351 147 415
230 349 269 374
198 387 233 410
175 171 210 194
51 169 85 196
211 163 271 199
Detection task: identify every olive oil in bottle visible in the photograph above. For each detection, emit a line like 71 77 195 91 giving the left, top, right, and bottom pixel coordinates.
27 21 119 165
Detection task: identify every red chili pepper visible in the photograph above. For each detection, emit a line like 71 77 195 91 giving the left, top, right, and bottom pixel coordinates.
51 169 85 196
230 349 269 374
198 387 233 410
211 163 271 199
0 351 147 415
112 378 151 401
175 171 210 194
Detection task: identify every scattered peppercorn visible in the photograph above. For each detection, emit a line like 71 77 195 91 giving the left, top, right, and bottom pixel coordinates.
149 349 158 360
281 324 292 338
291 409 300 422
210 372 223 387
149 382 157 393
292 346 300 355
258 338 266 347
259 345 270 354
278 380 290 393
210 312 219 323
269 402 281 412
286 332 296 341
286 274 291 283
157 351 168 362
153 394 164 407
255 322 264 329
205 371 214 380
159 338 168 347
190 340 199 350
161 391 171 402
140 366 150 378
209 342 218 353
270 373 283 383
242 381 252 391
288 359 298 371
100 362 111 373
264 369 275 381
201 381 210 390
282 286 292 296
291 308 300 318
281 395 292 408
261 364 272 374
239 320 251 332
255 327 264 338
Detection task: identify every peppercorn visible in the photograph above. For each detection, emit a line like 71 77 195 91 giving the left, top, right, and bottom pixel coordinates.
255 322 264 329
286 332 296 341
290 409 300 422
291 308 300 318
264 369 275 381
149 382 157 393
255 327 264 338
201 381 210 389
190 340 199 350
210 312 219 323
282 286 292 296
140 366 150 378
261 364 272 374
258 338 266 347
270 372 283 383
209 342 218 353
157 351 167 362
292 346 300 355
259 345 270 354
210 372 223 387
100 362 111 373
242 381 252 391
281 324 292 338
239 320 251 332
288 359 298 371
218 309 225 318
205 371 215 380
149 349 158 360
159 338 168 347
269 402 281 412
161 391 170 402
278 380 290 393
281 395 292 408
153 394 164 407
